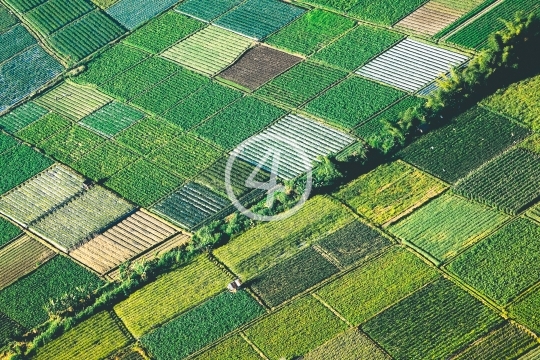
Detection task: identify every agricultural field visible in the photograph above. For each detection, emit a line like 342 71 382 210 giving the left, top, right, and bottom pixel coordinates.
0 255 102 328
388 193 509 264
399 107 530 183
509 288 540 335
25 0 94 35
161 26 253 77
219 45 302 91
0 164 85 226
0 132 18 154
356 38 469 92
213 195 355 279
311 24 404 72
454 148 540 214
335 160 447 225
16 112 70 145
316 220 392 268
33 311 131 360
0 25 36 63
362 279 502 359
316 247 439 325
141 291 264 360
30 186 135 251
305 76 405 129
69 210 177 274
266 9 355 56
521 134 540 154
152 182 230 230
106 0 178 29
238 114 355 179
192 334 260 360
0 5 17 31
79 101 144 137
0 312 21 347
0 217 22 248
255 61 347 108
38 125 105 164
244 295 348 359
528 202 540 223
0 102 48 134
114 116 181 155
250 247 339 308
114 256 231 337
175 0 243 22
303 328 391 360
447 218 540 305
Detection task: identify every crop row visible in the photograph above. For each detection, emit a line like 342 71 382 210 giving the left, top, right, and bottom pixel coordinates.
175 0 242 22
106 0 179 30
0 4 17 31
79 101 144 138
0 24 36 64
39 125 105 164
0 102 48 134
73 142 138 181
0 132 18 154
16 112 70 145
25 0 93 35
192 334 260 360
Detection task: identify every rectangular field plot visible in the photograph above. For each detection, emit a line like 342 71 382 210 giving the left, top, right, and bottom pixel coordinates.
389 194 508 264
39 125 106 164
447 218 540 306
192 334 260 360
162 81 242 130
0 45 63 112
510 288 540 335
0 24 36 63
72 142 138 181
454 149 540 214
213 196 355 279
0 235 55 290
0 255 102 328
25 0 94 35
305 76 405 129
16 113 71 145
255 61 347 108
106 0 179 29
0 217 22 248
114 256 231 337
0 5 17 32
49 10 126 62
35 81 112 120
124 12 204 54
398 107 529 183
251 247 339 308
237 114 355 179
362 279 501 360
79 101 144 137
317 220 392 268
352 0 426 26
245 295 347 359
193 96 285 150
142 291 264 359
447 0 540 48
219 45 302 91
70 210 177 274
161 26 252 77
356 38 469 92
0 102 48 134
266 9 355 56
0 133 18 154
31 186 135 251
175 0 243 22
335 160 447 225
214 0 305 40
0 312 22 347
5 0 47 12
152 182 230 230
317 247 439 325
0 144 54 196
311 24 404 72
452 322 537 360
115 116 181 155
304 328 391 360
0 164 85 226
33 311 131 360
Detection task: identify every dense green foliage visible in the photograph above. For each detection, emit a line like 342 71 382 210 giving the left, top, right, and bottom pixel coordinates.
79 101 144 137
0 218 21 248
0 102 48 134
16 113 71 144
0 132 18 154
115 117 181 155
192 335 260 360
0 312 22 347
39 125 105 164
510 288 540 334
73 142 138 180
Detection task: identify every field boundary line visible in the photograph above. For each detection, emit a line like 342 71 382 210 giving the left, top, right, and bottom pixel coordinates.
311 293 353 327
240 331 269 360
478 103 534 130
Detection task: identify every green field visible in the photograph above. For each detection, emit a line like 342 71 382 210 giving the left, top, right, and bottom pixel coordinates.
335 160 447 225
192 335 260 360
528 202 540 223
72 142 138 180
16 113 71 145
388 194 509 263
317 248 439 325
244 295 348 359
0 102 48 134
79 101 144 137
510 288 540 334
115 117 181 155
39 125 105 165
521 134 540 154
0 218 22 248
447 218 540 305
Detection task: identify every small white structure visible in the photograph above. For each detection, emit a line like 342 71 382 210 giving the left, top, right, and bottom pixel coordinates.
227 279 242 292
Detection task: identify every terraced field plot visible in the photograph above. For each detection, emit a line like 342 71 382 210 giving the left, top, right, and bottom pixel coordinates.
0 25 36 63
33 311 131 360
454 149 540 214
245 295 348 359
161 26 252 76
79 101 144 137
192 334 260 360
214 196 354 279
0 102 48 134
114 256 231 337
362 279 501 360
399 107 529 183
356 38 469 92
31 186 135 251
175 0 243 22
238 114 354 179
0 164 85 226
152 182 230 230
0 218 22 248
388 194 509 264
317 248 439 325
214 0 305 40
0 235 55 290
35 82 112 121
219 45 302 91
70 210 177 274
335 160 447 225
106 0 179 29
447 218 540 305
